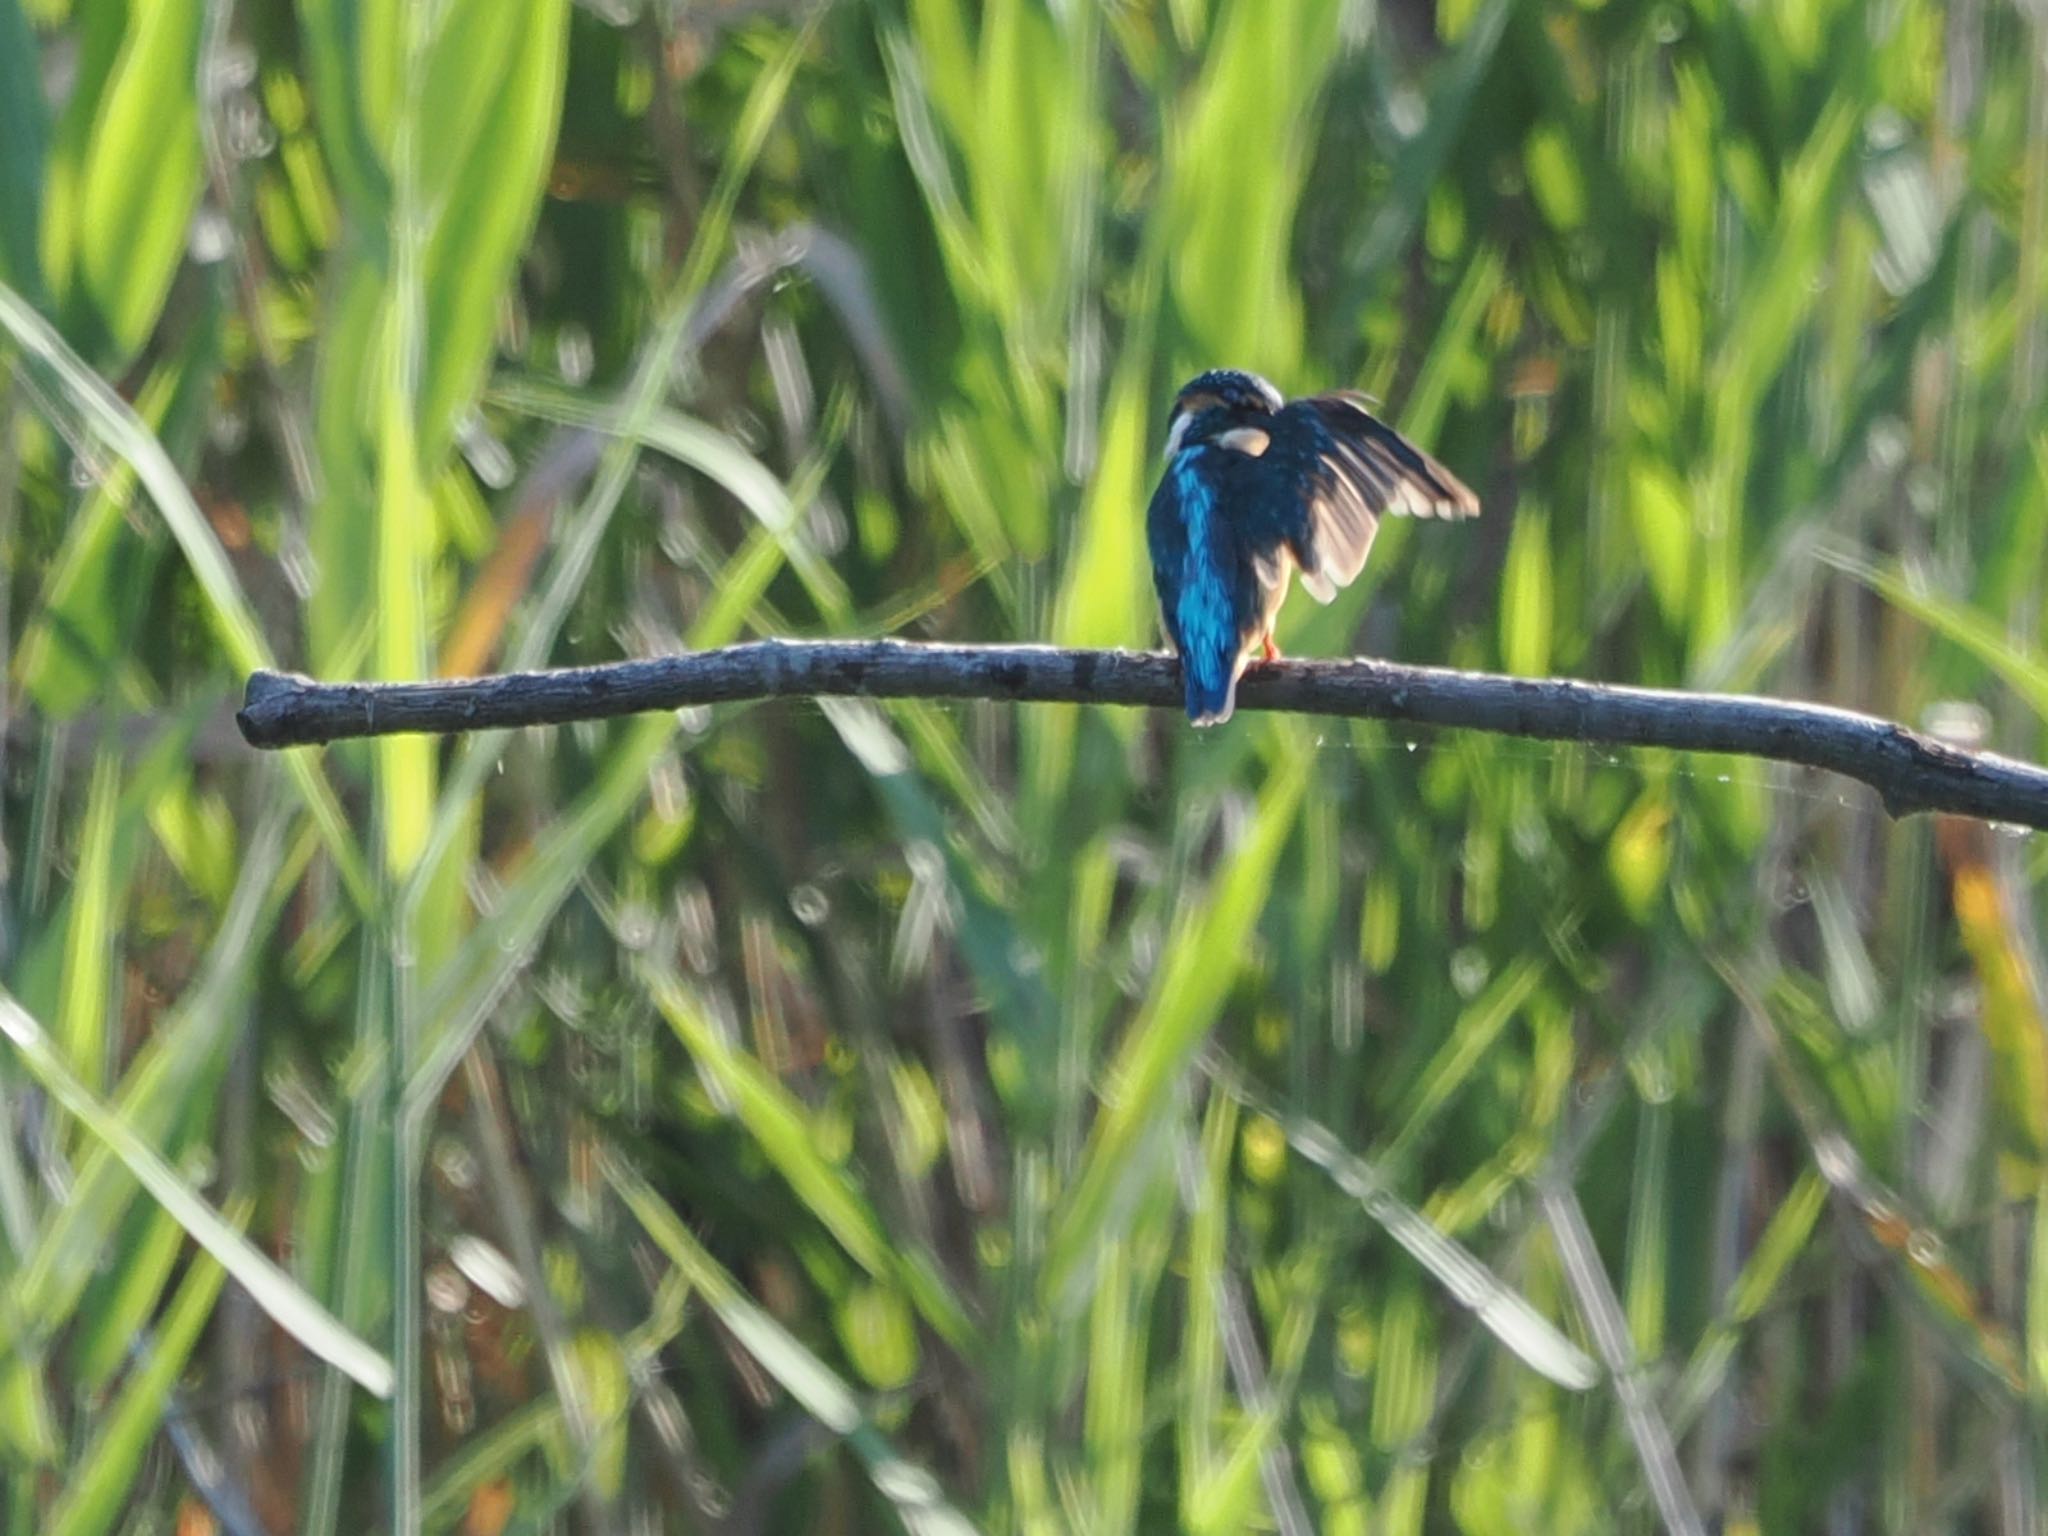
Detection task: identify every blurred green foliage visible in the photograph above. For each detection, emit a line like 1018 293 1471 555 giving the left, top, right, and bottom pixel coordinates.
3 0 2048 1531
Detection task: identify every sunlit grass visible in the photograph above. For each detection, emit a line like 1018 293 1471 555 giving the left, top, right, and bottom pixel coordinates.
2 0 2047 1531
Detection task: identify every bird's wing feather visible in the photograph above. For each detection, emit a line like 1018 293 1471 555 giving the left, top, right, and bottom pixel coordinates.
1265 394 1480 602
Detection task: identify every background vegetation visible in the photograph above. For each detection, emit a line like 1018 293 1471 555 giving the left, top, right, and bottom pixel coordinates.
3 0 2048 1530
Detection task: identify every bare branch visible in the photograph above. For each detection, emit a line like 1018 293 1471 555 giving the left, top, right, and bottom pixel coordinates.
235 640 2048 831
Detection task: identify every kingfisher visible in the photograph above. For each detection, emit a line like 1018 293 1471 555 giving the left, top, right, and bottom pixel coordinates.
1146 369 1480 725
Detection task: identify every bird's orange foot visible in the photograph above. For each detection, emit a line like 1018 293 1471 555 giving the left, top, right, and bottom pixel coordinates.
1261 634 1281 662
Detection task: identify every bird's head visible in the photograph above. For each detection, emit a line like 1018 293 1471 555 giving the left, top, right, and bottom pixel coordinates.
1164 369 1285 459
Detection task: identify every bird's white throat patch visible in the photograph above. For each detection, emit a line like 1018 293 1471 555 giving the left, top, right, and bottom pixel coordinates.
1163 411 1194 460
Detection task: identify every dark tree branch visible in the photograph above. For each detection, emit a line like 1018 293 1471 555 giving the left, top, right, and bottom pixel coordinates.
236 640 2048 831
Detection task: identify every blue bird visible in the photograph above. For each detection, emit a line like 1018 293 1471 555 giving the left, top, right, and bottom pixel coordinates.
1146 369 1480 725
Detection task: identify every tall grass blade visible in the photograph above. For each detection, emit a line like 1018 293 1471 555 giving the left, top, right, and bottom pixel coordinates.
1209 1056 1598 1391
1540 1181 1704 1536
0 0 45 301
44 1216 235 1536
1044 752 1308 1303
0 990 393 1395
639 962 974 1348
0 280 373 906
609 1154 982 1536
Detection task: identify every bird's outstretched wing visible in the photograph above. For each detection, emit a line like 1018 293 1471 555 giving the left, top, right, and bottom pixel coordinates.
1264 392 1480 603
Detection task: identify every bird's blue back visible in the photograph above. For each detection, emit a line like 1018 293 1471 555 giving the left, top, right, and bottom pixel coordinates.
1147 445 1268 723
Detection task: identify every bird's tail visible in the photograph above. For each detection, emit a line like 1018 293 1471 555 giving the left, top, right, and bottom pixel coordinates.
1183 639 1242 726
